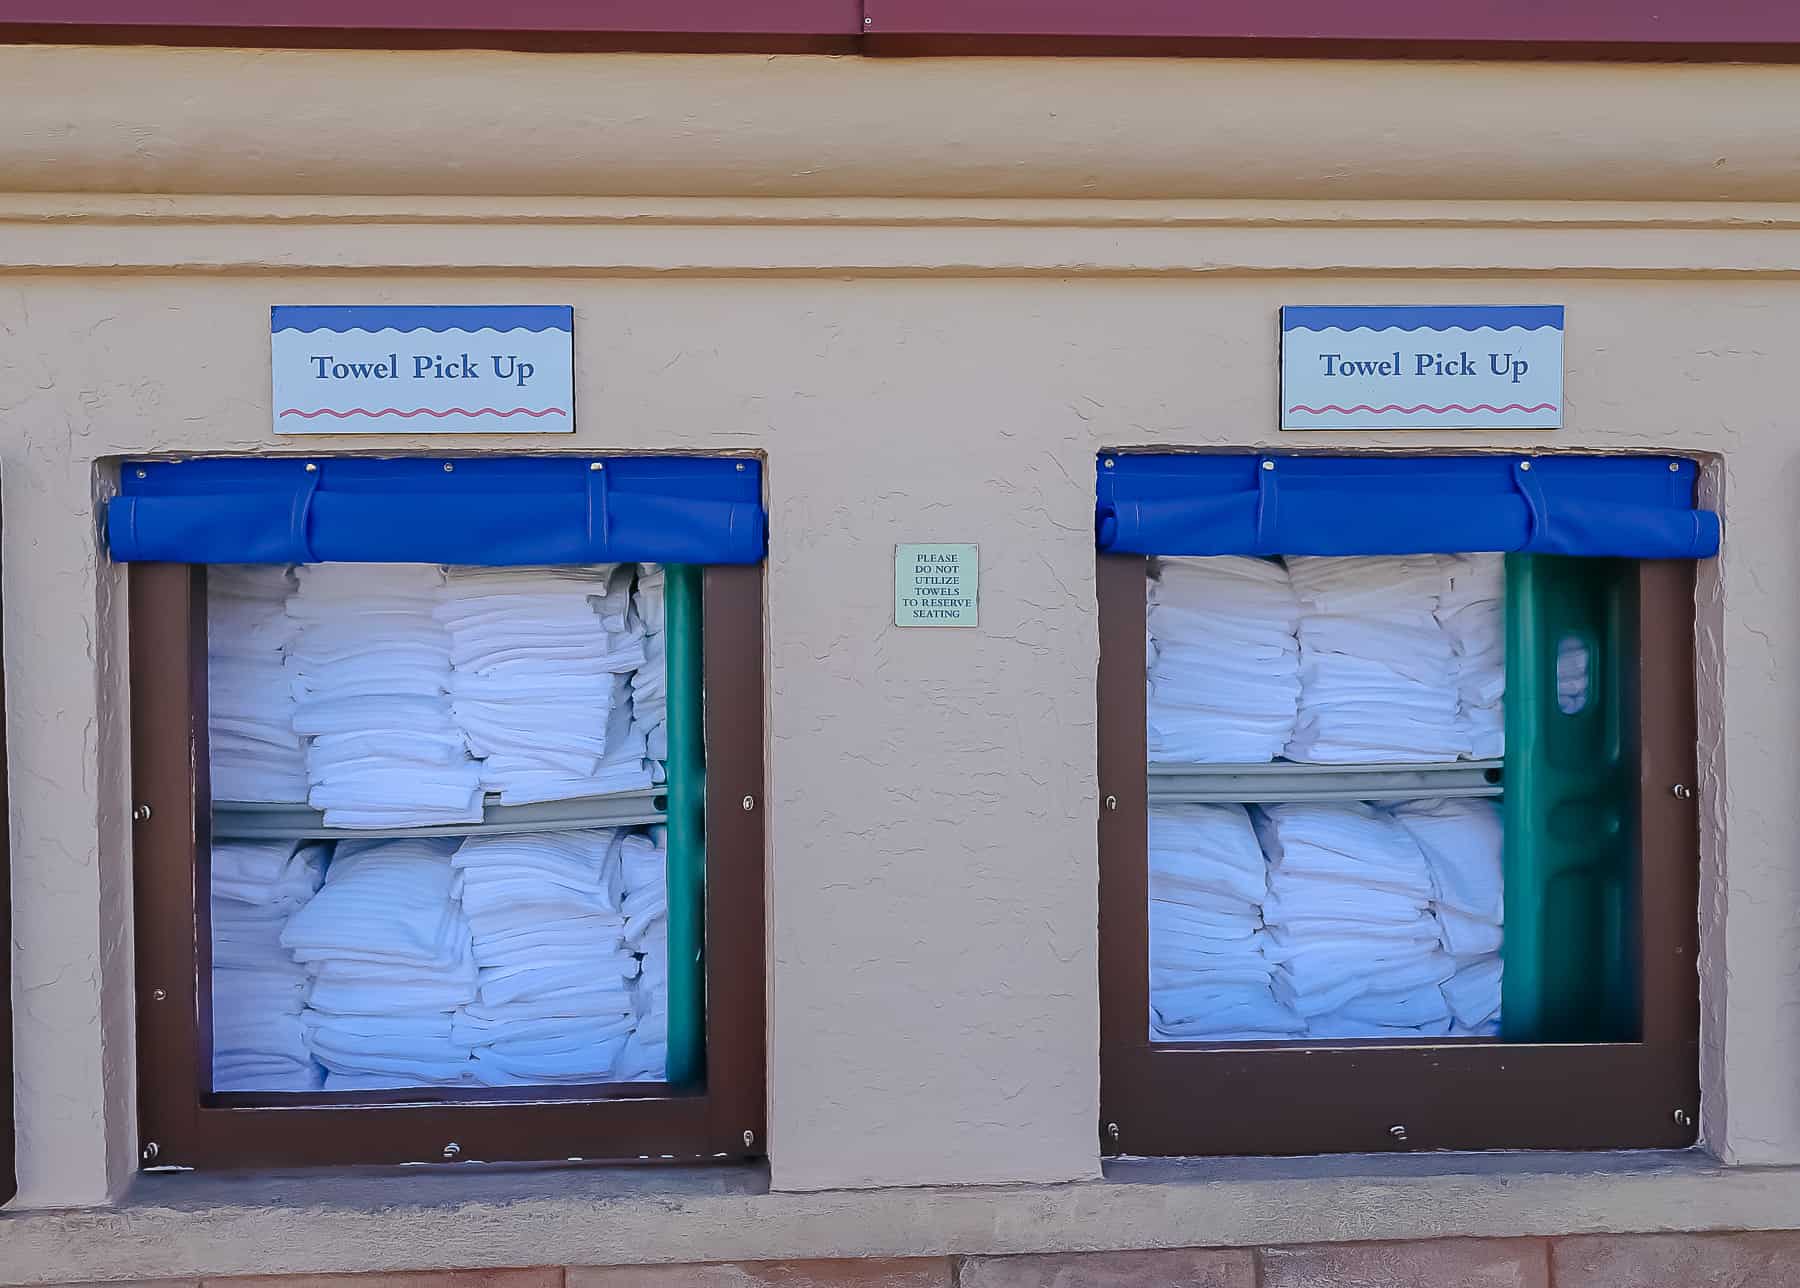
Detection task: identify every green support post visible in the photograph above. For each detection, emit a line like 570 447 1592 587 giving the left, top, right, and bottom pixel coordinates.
663 563 707 1085
1502 554 1640 1044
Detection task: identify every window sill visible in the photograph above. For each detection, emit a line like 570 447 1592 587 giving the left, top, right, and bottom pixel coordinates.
6 1150 1799 1282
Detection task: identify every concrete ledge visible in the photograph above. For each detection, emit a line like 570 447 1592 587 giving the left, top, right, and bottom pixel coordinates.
3 1152 1798 1284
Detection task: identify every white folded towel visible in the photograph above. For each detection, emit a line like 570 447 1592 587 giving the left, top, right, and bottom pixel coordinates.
1441 952 1503 1027
211 839 328 911
1274 948 1456 1019
1286 555 1445 615
454 993 635 1041
617 833 668 946
1389 797 1505 1028
1435 906 1504 957
1147 557 1301 765
472 1031 634 1085
283 837 481 1083
1284 556 1472 764
447 828 663 1082
633 565 666 635
322 1072 433 1092
209 566 310 803
209 835 329 1091
283 840 468 963
1256 802 1451 1034
1438 554 1506 757
437 566 655 805
1146 803 1300 1040
307 960 477 1015
1391 798 1504 922
1331 981 1454 1027
213 1011 322 1092
1257 802 1435 901
1150 803 1270 905
1308 1013 1455 1040
1153 988 1307 1040
284 564 482 829
615 831 672 1078
465 918 627 968
614 1031 669 1083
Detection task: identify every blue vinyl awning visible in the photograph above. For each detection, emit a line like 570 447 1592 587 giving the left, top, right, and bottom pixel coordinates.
1095 453 1718 559
108 455 766 565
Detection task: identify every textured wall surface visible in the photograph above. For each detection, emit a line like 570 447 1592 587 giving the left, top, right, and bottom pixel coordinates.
0 46 1793 1222
0 272 1760 1202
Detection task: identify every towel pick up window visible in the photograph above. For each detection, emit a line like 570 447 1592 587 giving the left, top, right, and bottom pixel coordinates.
1096 454 1715 1156
114 456 767 1170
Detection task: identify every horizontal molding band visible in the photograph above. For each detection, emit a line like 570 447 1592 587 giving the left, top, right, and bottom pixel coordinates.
3 200 1800 274
5 49 1800 202
9 196 1800 230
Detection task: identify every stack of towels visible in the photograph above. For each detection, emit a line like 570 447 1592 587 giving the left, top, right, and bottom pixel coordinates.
450 829 640 1085
286 565 483 829
281 837 479 1089
212 828 673 1090
211 562 668 820
438 566 649 806
207 566 309 803
1392 798 1504 1035
1255 802 1456 1037
1148 804 1301 1040
1148 799 1508 1043
203 560 680 1087
614 827 671 1080
210 839 328 1090
1143 553 1506 767
1438 554 1506 758
588 564 657 794
630 565 670 783
1285 556 1468 763
1146 557 1302 764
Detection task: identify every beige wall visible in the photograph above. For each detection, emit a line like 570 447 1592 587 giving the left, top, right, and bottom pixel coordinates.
0 47 1796 1211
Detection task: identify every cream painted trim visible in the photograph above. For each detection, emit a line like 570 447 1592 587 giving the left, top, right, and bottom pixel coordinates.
6 49 1800 204
5 197 1800 275
9 197 1800 228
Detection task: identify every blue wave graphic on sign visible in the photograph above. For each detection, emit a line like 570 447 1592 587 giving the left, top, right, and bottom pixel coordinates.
272 305 573 334
1282 305 1564 333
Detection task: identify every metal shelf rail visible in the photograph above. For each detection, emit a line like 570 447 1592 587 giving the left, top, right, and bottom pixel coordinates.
1148 759 1504 805
212 786 668 841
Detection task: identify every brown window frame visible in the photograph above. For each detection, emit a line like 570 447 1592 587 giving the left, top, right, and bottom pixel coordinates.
862 0 1800 58
3 0 1799 58
1097 553 1701 1157
0 0 862 51
0 511 12 1205
129 561 766 1171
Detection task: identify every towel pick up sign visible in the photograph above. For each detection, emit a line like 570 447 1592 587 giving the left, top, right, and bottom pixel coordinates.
1280 305 1564 431
271 305 575 435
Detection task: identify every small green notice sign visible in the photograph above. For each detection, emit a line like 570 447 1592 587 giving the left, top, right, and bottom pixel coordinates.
895 543 978 627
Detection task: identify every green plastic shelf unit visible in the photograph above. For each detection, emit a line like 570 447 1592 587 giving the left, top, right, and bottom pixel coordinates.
663 563 707 1086
1501 554 1641 1044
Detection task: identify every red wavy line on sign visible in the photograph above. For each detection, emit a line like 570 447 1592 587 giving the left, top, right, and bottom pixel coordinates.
278 407 569 419
1287 402 1557 415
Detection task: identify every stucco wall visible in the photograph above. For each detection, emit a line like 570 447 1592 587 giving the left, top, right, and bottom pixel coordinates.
0 47 1795 1213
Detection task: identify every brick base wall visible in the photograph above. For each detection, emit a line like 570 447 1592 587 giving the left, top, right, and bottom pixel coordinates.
38 1232 1800 1288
